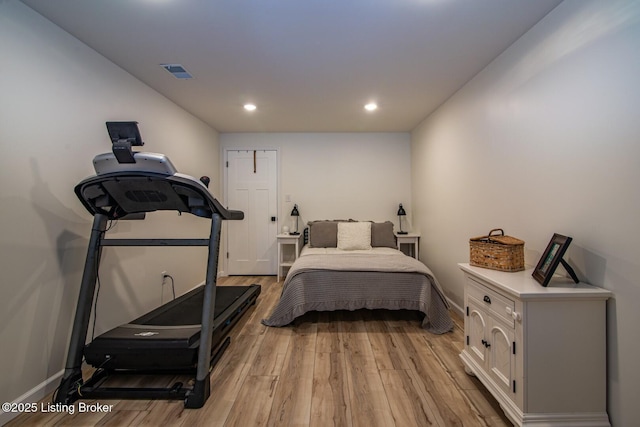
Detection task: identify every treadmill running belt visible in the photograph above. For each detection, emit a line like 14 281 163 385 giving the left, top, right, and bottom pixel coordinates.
83 285 260 371
134 286 249 326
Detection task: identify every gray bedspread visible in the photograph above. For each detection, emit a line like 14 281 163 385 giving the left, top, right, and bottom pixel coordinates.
262 251 454 334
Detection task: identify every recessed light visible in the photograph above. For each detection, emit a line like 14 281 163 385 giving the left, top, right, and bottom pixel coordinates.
244 104 257 111
364 103 378 112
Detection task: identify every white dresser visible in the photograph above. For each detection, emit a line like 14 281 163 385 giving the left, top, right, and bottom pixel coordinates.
458 263 612 427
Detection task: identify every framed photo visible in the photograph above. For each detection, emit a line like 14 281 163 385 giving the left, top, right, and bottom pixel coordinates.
532 233 573 287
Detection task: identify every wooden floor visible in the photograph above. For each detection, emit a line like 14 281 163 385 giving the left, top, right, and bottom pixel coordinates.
8 276 512 427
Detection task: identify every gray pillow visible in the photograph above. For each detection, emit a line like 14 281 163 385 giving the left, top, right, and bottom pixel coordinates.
308 221 339 247
371 221 397 248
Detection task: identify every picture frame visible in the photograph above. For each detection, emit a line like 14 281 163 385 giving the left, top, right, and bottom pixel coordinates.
532 233 577 287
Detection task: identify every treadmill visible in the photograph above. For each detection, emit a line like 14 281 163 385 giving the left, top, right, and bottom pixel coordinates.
55 122 260 408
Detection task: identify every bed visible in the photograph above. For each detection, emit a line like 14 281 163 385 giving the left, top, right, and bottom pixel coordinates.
262 220 454 334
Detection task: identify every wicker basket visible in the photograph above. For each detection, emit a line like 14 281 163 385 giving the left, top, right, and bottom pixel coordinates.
469 229 524 272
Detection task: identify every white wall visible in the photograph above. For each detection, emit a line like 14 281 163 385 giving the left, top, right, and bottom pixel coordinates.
220 133 412 232
0 1 220 418
410 1 640 425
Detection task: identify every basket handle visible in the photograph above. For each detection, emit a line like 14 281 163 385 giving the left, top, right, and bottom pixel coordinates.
487 228 504 237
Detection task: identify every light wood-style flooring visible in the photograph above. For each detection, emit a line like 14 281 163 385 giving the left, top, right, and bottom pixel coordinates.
8 275 512 426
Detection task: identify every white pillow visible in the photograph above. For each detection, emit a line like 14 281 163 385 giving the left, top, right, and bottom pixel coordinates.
337 222 372 250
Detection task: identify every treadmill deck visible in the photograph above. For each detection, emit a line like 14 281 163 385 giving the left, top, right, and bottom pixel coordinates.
84 284 260 370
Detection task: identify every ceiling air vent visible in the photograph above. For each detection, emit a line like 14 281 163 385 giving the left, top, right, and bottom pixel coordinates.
161 64 193 79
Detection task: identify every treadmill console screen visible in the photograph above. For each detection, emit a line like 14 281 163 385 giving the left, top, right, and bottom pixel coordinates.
106 121 144 164
106 121 144 146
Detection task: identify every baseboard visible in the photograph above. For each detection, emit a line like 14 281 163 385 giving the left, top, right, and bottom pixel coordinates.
0 370 63 426
520 412 611 427
446 296 464 317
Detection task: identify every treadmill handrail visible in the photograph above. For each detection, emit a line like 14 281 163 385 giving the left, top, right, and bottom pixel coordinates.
100 238 211 246
74 170 243 220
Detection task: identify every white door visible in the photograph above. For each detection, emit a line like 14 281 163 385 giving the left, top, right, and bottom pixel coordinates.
226 150 278 275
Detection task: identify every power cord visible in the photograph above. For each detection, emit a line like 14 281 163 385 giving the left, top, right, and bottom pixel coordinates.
91 272 101 341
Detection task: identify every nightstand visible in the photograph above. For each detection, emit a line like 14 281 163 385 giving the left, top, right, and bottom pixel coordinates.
395 232 420 258
277 233 304 281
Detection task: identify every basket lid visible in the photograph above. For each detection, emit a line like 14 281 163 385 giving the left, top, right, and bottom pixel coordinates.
470 228 524 246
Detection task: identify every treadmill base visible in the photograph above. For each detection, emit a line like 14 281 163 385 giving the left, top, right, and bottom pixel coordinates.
59 337 229 408
84 285 260 371
56 284 260 408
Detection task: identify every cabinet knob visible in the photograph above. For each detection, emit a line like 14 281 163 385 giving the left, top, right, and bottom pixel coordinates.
483 295 492 304
505 306 521 322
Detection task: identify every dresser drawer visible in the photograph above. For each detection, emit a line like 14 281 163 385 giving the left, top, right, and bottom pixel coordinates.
466 276 515 327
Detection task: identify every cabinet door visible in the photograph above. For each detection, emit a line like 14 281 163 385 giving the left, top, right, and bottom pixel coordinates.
466 297 488 366
487 319 516 397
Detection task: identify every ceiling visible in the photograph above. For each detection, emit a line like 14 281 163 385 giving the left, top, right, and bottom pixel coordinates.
22 0 562 133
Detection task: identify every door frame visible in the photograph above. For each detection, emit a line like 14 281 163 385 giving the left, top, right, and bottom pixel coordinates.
221 147 280 277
